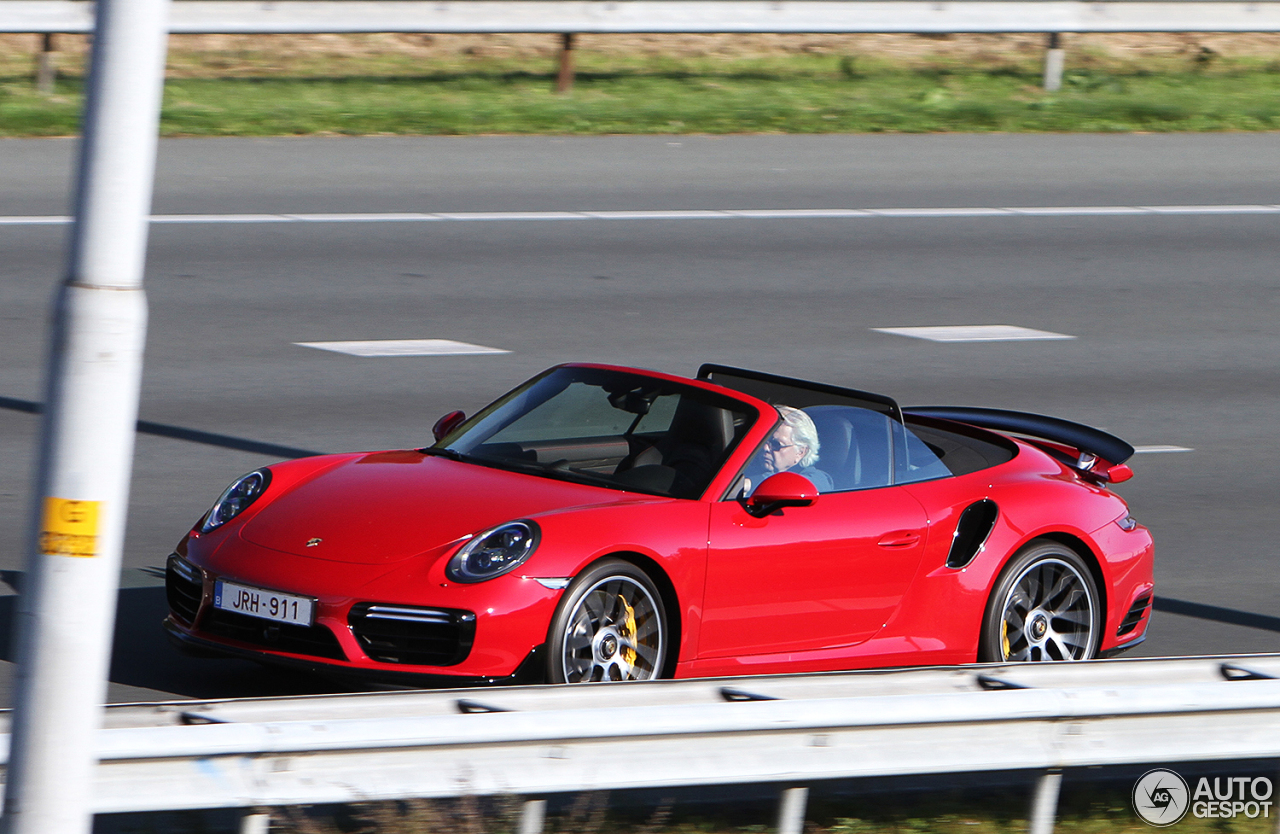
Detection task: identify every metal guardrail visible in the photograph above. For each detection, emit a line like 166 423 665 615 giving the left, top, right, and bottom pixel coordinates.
8 0 1279 92
5 0 1280 34
1 654 1278 830
8 0 1280 93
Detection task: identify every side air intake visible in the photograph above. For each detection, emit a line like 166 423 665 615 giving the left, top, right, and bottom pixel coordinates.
946 499 999 569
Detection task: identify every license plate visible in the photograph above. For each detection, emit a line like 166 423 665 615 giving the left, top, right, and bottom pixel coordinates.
214 579 315 626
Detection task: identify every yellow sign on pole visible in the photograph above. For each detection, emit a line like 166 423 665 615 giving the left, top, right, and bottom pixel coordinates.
39 497 101 558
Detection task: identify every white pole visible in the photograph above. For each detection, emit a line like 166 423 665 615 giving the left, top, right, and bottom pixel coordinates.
519 799 547 834
239 812 271 834
776 787 809 834
1 0 169 829
1029 770 1063 834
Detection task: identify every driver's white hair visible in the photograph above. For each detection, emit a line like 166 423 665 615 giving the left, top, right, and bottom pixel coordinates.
777 405 820 468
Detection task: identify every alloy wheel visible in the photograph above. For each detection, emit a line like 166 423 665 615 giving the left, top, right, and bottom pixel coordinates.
560 575 664 683
998 557 1096 661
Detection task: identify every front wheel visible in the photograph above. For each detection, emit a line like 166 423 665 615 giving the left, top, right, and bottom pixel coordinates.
979 540 1101 662
546 559 667 683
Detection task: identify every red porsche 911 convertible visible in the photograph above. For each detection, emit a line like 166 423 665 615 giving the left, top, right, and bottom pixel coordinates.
165 363 1154 685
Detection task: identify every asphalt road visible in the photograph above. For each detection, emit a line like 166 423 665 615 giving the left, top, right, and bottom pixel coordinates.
2 133 1279 704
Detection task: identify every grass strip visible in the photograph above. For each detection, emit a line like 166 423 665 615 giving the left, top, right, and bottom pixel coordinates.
5 50 1280 136
263 782 1278 834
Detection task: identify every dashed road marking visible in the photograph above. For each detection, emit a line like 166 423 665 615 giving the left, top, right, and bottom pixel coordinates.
1132 445 1194 454
873 325 1075 342
295 339 509 357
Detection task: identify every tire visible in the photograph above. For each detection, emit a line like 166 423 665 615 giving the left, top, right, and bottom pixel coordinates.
978 540 1102 663
546 558 668 683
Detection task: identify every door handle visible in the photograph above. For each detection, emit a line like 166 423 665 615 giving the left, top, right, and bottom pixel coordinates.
877 531 922 548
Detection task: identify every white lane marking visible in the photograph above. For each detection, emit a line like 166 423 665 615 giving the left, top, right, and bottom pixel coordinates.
295 339 509 357
1142 205 1280 215
4 204 1280 226
727 208 871 218
871 207 1014 217
0 216 74 225
1012 206 1151 216
582 210 728 220
432 211 587 221
154 214 296 224
873 325 1075 342
1132 445 1194 453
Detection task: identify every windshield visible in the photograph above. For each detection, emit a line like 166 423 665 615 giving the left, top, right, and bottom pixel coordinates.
435 366 758 499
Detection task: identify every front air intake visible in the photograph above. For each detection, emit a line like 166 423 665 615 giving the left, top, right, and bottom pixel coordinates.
348 603 476 666
201 610 347 660
165 554 203 624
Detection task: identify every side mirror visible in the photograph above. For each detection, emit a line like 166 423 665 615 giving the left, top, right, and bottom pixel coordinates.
741 471 818 518
432 410 466 442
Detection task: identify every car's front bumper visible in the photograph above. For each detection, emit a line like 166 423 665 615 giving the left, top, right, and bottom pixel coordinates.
163 616 548 686
164 551 562 684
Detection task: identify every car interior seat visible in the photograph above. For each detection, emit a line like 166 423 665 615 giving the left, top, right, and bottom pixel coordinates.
805 406 858 491
805 405 895 490
615 399 736 497
661 400 735 495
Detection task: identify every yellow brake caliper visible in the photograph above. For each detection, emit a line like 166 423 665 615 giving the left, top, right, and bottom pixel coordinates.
617 594 638 669
1001 618 1011 659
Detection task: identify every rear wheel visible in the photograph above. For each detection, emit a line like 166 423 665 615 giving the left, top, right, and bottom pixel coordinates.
546 559 667 683
979 540 1101 662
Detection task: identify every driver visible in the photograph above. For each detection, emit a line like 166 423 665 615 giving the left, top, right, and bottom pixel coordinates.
755 405 834 493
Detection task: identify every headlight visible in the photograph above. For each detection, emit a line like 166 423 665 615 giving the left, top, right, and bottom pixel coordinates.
446 520 540 583
201 469 272 533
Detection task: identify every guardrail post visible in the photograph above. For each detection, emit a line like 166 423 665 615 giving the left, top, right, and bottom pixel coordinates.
1029 769 1062 834
1043 32 1065 91
556 32 575 93
776 787 809 834
519 799 547 834
35 33 56 93
239 811 270 834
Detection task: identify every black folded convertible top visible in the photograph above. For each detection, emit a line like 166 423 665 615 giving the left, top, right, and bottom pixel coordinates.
903 406 1134 465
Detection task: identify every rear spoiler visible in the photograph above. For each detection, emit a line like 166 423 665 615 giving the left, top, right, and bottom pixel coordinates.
903 406 1135 466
